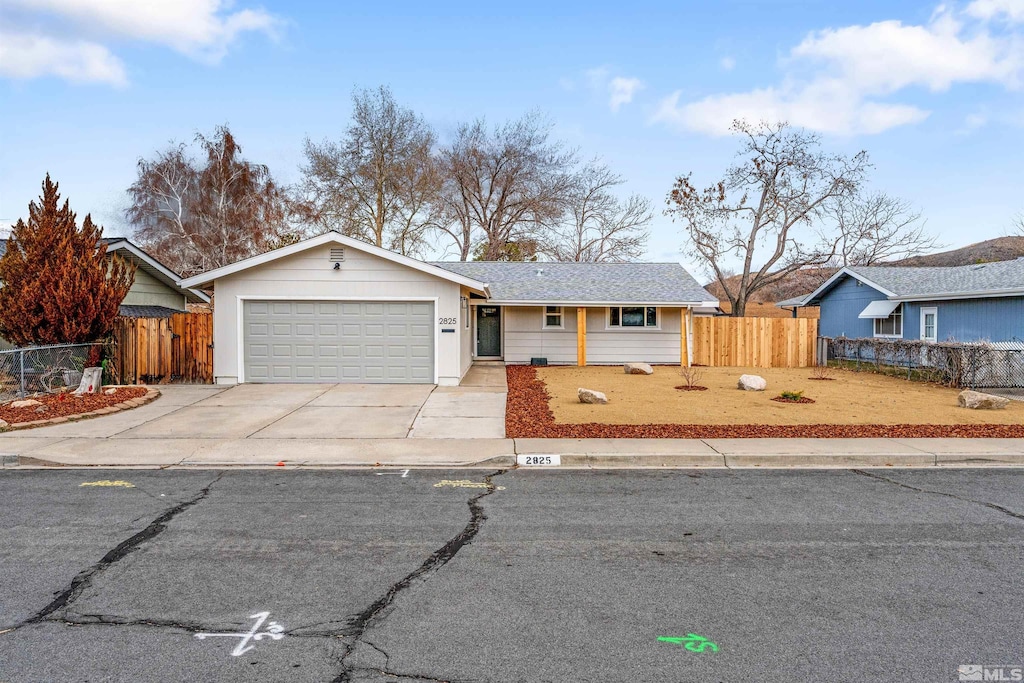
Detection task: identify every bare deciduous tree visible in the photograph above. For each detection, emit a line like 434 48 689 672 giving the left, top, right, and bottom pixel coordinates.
438 112 575 261
299 86 439 256
666 120 869 317
828 192 939 266
126 125 290 277
543 161 651 262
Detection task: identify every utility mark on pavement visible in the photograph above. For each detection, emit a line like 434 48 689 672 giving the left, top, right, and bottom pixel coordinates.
658 634 719 652
195 611 285 656
852 470 1024 521
23 471 225 627
79 480 135 488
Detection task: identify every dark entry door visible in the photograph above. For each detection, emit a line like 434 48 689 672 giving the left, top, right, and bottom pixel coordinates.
476 306 501 357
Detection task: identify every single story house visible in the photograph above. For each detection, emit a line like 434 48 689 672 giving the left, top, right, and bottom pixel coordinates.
0 236 208 349
178 232 718 386
791 259 1024 344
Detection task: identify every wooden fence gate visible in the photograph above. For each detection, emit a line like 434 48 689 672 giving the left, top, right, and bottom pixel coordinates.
111 312 213 384
692 316 818 368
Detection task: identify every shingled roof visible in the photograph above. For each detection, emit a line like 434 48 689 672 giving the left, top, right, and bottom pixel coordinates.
804 258 1024 304
432 261 717 305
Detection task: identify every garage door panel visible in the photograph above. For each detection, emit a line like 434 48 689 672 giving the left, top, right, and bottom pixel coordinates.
243 300 434 384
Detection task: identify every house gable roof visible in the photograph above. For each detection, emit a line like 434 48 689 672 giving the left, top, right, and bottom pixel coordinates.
431 261 718 305
1 237 208 303
803 258 1024 305
177 232 490 293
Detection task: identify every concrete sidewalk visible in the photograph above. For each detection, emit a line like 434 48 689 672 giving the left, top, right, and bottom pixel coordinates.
3 435 1023 469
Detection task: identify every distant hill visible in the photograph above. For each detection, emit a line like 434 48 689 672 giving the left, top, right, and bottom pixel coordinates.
704 236 1024 307
892 236 1024 267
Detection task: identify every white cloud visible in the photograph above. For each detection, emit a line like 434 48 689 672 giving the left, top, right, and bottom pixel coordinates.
720 56 736 71
585 67 645 112
967 0 1024 23
0 0 280 86
0 33 127 86
654 4 1024 136
608 76 644 111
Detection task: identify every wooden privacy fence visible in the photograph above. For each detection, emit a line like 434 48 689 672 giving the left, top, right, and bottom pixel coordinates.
111 312 213 384
692 316 818 368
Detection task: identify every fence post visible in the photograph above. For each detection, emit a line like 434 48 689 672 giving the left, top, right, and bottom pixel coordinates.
18 349 25 398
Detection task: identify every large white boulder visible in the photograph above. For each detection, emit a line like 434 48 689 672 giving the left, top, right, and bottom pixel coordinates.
9 399 42 409
958 390 1009 410
578 388 609 404
738 375 767 392
624 362 654 375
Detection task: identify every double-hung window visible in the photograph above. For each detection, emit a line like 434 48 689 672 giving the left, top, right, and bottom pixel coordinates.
543 306 564 329
608 306 658 328
873 304 903 338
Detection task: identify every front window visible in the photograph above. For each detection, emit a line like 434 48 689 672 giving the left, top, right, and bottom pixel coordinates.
609 306 658 328
874 304 903 337
543 306 563 329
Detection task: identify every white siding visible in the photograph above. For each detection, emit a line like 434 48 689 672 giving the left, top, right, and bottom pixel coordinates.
504 306 578 364
503 306 683 365
212 244 464 385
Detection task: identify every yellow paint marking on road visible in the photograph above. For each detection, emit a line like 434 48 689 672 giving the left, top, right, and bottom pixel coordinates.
433 480 505 490
79 480 135 488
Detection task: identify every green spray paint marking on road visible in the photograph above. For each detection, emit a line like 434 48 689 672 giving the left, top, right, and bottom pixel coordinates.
658 634 718 652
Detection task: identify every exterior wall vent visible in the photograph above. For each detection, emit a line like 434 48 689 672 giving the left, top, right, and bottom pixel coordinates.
329 248 346 262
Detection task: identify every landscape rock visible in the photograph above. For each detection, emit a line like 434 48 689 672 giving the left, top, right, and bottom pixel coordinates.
958 390 1010 410
624 362 654 375
103 388 117 396
578 388 609 404
9 399 42 409
34 406 48 414
0 419 8 429
738 375 767 392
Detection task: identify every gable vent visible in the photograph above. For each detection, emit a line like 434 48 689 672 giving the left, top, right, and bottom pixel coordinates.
329 247 346 262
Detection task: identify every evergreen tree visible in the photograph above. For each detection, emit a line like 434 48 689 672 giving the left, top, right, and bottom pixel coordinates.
0 175 135 346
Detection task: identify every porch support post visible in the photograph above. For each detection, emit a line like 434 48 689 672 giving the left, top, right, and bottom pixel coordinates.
681 307 691 367
576 307 587 367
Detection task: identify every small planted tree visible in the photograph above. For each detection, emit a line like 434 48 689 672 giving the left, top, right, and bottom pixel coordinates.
0 175 135 346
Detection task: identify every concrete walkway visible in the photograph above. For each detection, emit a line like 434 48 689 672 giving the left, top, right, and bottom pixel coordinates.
2 369 1022 468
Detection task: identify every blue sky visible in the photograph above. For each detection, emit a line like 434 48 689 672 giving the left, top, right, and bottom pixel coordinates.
1 0 1022 275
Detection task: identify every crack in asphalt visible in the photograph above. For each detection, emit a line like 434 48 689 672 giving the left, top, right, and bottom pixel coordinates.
852 469 1024 521
330 469 506 683
18 472 224 628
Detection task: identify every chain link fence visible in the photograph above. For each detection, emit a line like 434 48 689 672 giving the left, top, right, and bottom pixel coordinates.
821 336 1024 389
0 343 108 402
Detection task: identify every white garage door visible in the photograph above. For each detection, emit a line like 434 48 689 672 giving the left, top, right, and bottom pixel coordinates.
243 301 434 383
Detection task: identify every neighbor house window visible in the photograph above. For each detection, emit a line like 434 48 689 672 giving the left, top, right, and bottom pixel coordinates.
874 304 903 338
608 306 658 328
543 306 564 329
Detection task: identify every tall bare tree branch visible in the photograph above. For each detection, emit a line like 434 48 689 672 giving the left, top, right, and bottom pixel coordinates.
665 120 870 316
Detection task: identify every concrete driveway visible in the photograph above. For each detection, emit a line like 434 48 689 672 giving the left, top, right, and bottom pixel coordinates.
0 366 509 466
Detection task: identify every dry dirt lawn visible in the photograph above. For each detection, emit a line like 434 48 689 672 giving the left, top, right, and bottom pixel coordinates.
536 365 1024 426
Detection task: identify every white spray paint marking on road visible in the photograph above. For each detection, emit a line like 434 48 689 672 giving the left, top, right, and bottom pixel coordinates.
375 469 410 477
195 612 285 656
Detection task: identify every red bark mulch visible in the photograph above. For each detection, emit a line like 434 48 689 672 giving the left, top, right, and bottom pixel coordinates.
771 396 816 404
0 387 148 425
505 365 1024 439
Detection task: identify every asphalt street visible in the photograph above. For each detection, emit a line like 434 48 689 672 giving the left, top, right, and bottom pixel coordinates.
0 467 1022 682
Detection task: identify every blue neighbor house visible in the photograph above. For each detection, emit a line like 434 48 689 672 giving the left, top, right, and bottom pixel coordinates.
796 258 1024 345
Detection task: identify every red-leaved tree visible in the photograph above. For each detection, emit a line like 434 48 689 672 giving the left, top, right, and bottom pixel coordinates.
0 175 135 346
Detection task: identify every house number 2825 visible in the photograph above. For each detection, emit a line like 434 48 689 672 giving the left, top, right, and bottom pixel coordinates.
438 317 457 325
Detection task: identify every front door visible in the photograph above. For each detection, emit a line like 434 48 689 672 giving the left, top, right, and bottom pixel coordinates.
476 306 501 357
